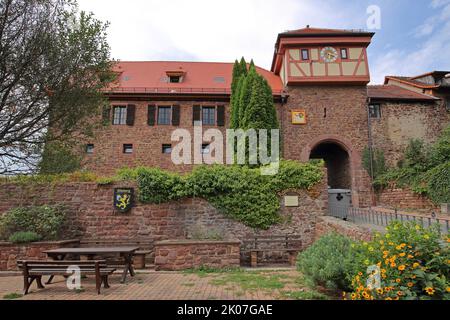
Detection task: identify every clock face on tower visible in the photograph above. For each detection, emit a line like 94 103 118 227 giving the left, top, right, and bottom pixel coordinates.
320 47 338 63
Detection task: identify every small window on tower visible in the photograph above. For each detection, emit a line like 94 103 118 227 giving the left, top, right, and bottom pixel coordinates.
369 104 382 119
123 144 133 154
162 144 172 154
341 48 348 60
86 144 94 154
301 49 309 61
201 144 210 155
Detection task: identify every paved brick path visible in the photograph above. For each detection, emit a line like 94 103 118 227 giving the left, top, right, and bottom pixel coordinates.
0 272 274 300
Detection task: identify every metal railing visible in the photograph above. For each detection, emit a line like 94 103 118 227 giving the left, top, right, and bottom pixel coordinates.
105 87 286 95
344 207 450 234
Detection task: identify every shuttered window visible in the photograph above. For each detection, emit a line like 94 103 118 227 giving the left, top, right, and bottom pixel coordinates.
112 106 127 125
217 105 225 126
126 104 136 126
193 105 201 125
172 105 180 126
148 105 156 126
157 106 172 125
202 107 216 125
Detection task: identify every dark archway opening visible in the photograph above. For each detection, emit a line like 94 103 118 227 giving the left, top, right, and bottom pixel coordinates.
310 142 351 189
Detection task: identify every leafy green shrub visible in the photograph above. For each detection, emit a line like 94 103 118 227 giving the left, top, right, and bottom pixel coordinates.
0 205 66 241
137 168 187 203
38 142 81 174
403 139 430 171
429 126 450 167
373 127 450 204
427 162 450 204
362 147 387 179
8 231 42 244
136 161 323 229
297 233 358 290
345 222 449 300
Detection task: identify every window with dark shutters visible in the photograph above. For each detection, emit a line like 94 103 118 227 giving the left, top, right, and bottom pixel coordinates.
126 104 136 126
148 105 156 126
172 105 180 126
193 105 201 125
217 105 225 126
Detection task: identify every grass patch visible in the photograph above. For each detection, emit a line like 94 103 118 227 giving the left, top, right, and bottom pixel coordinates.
3 293 23 300
209 270 286 291
281 290 328 300
183 266 242 277
182 283 195 287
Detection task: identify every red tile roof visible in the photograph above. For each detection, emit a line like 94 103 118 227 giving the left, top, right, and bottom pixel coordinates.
109 61 284 95
384 76 439 89
368 85 439 101
279 27 374 37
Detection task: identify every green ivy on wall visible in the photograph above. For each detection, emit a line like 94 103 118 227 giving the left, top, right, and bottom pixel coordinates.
137 160 324 230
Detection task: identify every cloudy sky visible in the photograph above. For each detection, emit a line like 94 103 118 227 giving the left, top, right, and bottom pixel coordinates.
77 0 450 84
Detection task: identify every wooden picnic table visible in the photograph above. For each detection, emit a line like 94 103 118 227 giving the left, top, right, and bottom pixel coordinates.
43 247 139 283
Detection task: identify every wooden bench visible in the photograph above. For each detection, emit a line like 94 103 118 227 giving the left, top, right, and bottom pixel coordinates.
80 239 153 269
242 235 303 267
17 260 116 295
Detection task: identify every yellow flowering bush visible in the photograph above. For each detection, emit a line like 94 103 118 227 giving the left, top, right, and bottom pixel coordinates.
345 222 449 300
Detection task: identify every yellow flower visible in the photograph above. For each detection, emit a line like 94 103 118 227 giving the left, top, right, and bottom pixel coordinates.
425 287 435 296
398 265 406 271
407 282 414 288
395 278 401 283
424 235 430 240
411 275 417 279
393 296 400 301
396 245 402 250
407 255 414 259
388 242 394 246
382 274 387 279
376 288 384 295
351 293 357 300
368 247 374 252
397 291 403 297
379 240 384 245
413 263 420 269
446 287 450 293
415 225 421 230
391 262 397 268
385 297 392 300
358 272 363 276
399 253 406 257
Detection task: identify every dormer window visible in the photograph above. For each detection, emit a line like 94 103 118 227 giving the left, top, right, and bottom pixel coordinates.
169 76 181 83
166 70 186 84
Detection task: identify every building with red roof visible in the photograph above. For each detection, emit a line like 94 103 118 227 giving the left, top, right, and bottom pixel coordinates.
76 26 449 208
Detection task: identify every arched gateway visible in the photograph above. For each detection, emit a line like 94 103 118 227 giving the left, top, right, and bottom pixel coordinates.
299 135 366 208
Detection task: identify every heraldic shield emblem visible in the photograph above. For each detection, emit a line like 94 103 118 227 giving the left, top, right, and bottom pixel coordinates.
114 188 134 213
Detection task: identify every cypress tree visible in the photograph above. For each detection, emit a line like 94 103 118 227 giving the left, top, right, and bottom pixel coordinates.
239 57 248 76
237 65 257 125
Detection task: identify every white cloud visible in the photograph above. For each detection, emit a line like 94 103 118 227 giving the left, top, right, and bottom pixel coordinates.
371 2 450 84
77 0 361 69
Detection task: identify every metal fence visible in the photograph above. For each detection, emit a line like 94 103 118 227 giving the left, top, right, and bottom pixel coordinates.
333 207 450 235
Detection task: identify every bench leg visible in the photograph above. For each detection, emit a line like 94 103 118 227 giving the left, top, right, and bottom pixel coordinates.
36 276 45 289
251 252 258 268
46 275 54 285
23 276 36 295
102 275 110 289
95 275 101 295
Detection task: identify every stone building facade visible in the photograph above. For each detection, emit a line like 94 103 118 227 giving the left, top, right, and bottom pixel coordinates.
72 27 449 208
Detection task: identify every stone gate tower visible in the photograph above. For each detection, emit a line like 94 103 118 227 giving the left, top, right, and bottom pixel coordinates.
271 27 375 206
